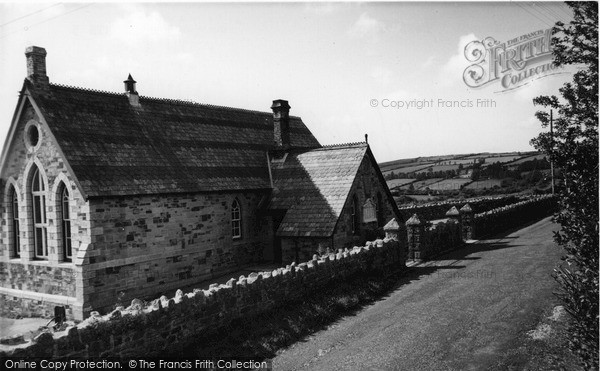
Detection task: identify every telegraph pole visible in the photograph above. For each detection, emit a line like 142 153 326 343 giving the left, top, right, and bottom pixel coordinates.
550 109 555 195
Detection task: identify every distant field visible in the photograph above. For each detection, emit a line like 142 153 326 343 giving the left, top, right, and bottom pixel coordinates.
379 152 544 177
427 178 472 190
463 179 505 189
405 194 438 202
379 158 421 172
398 178 444 190
385 164 433 175
482 155 523 164
462 153 492 159
508 154 547 165
386 179 416 189
445 159 477 165
415 164 460 173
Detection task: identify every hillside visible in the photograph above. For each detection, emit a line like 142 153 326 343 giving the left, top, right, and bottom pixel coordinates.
380 151 556 205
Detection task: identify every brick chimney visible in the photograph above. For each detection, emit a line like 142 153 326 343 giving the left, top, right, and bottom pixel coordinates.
123 74 140 107
271 99 290 148
25 46 49 88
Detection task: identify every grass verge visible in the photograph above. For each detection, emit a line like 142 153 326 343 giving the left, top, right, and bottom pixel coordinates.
171 269 407 360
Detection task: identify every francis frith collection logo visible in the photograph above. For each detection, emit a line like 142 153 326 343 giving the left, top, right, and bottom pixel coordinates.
463 29 563 91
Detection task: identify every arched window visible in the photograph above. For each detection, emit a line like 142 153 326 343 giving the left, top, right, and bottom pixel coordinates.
231 199 241 239
351 195 360 234
30 165 48 259
60 184 72 262
10 186 20 257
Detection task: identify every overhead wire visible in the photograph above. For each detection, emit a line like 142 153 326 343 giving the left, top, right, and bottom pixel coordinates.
527 3 560 26
529 3 564 25
540 3 571 23
514 2 554 28
0 3 62 28
0 3 94 40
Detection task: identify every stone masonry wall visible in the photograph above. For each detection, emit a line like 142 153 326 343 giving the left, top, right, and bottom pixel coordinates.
333 155 401 250
0 237 404 359
277 155 402 264
280 237 331 264
405 195 557 260
0 101 88 319
473 195 557 238
81 191 272 316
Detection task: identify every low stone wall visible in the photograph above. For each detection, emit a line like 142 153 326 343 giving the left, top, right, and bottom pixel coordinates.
398 195 522 221
473 195 557 238
404 194 556 260
0 237 405 359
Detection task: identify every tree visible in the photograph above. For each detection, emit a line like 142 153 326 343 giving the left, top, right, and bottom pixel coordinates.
530 3 598 369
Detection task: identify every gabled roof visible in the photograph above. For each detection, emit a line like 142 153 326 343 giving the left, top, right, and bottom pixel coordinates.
20 81 320 197
269 143 369 237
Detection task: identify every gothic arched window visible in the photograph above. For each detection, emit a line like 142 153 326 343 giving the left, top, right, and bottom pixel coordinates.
30 165 48 259
59 184 72 262
232 199 241 239
10 186 20 257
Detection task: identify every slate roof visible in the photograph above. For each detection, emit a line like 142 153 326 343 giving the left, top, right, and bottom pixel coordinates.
25 82 320 197
269 143 369 237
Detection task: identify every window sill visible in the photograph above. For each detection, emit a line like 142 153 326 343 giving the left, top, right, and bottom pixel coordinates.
26 259 51 266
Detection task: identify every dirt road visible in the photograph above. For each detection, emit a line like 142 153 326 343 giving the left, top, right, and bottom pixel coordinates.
272 217 565 370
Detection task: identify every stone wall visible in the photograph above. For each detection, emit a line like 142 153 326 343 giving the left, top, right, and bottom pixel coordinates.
280 237 331 264
277 155 402 265
81 191 273 316
0 235 404 359
331 155 400 250
397 195 522 221
472 195 557 238
405 195 557 260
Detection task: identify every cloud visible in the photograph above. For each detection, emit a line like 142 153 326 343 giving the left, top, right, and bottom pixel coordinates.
303 3 336 16
348 13 386 41
438 33 479 88
370 66 393 86
110 6 180 44
423 56 436 69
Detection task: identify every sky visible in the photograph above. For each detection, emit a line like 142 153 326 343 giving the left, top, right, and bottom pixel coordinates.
0 1 577 163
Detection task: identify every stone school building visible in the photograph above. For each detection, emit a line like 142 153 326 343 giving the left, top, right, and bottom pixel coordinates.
0 47 403 320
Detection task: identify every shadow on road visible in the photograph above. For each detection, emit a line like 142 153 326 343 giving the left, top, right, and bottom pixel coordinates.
176 218 552 361
402 225 538 287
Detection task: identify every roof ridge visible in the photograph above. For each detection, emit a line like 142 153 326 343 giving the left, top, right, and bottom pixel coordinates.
48 82 301 118
318 142 368 149
49 82 125 98
139 95 274 116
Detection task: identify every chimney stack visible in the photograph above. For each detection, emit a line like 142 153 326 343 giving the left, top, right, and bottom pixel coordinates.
271 99 290 148
25 46 49 88
124 74 140 107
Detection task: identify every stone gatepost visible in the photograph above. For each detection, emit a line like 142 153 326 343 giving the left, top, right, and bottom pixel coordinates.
405 214 424 260
460 203 473 240
446 205 461 240
384 218 406 265
445 206 461 222
383 218 400 241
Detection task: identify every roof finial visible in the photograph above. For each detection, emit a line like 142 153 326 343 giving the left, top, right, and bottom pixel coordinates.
124 74 137 94
365 133 368 144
